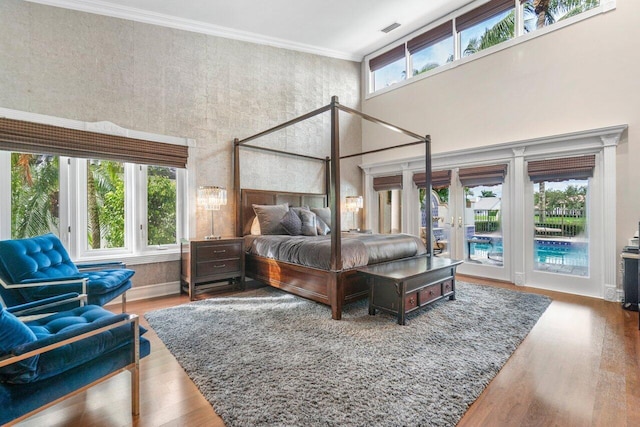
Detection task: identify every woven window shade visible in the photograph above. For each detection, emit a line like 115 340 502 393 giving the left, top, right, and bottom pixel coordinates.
369 45 406 72
527 155 595 183
459 164 508 188
0 117 188 168
407 21 453 54
456 0 514 32
373 175 403 191
412 170 451 189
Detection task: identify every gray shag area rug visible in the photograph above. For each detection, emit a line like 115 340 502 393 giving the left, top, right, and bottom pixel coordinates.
145 282 551 427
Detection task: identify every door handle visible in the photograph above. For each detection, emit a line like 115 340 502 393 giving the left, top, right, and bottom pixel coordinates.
458 216 463 228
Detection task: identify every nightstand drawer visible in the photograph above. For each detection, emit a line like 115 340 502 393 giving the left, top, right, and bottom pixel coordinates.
196 258 241 277
196 242 242 261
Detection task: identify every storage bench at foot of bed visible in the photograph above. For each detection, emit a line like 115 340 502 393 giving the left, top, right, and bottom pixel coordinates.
357 256 463 325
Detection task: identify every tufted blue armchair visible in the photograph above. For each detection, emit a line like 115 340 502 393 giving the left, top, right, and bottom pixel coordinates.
0 233 133 312
0 293 150 425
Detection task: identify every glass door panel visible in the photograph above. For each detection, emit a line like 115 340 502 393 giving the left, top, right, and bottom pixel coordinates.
533 179 588 277
463 184 503 267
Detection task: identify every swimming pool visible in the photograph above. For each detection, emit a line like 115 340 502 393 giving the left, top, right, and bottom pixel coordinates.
468 238 589 268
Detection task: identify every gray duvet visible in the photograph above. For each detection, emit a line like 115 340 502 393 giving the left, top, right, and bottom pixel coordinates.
245 233 426 270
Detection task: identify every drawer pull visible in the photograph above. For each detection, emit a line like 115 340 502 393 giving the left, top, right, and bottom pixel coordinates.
214 264 226 268
213 250 226 254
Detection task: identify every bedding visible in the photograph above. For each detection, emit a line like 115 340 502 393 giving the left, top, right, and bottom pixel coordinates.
245 233 426 270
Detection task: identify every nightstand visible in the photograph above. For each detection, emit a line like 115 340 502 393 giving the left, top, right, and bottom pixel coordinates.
180 237 245 300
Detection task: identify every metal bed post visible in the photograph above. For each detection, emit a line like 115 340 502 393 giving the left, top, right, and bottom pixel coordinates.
234 138 241 237
425 134 433 257
329 96 342 271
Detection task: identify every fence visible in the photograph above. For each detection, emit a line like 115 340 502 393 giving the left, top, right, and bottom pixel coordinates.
534 208 585 237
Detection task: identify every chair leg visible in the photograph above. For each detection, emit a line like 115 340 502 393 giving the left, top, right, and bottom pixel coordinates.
121 292 127 313
131 316 140 416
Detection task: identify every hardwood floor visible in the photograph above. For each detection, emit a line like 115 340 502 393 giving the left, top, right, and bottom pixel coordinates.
15 277 640 427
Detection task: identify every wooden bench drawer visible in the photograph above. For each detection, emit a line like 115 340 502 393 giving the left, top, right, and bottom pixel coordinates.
405 292 419 310
442 280 454 295
419 284 442 306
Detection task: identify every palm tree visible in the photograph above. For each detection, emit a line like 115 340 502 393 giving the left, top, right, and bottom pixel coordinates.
464 11 515 56
87 160 124 249
11 153 60 238
524 0 600 31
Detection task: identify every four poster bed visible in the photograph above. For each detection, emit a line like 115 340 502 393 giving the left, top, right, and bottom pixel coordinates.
233 96 436 320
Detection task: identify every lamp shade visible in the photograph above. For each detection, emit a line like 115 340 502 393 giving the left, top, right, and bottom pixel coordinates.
345 195 363 213
197 186 227 211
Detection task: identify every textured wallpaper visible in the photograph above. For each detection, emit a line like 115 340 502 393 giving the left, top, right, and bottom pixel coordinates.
0 0 362 288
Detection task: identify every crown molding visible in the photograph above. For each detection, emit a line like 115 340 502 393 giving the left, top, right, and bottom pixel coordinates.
26 0 362 62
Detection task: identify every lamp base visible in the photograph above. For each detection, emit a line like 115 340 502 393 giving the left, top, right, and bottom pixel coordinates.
204 235 222 240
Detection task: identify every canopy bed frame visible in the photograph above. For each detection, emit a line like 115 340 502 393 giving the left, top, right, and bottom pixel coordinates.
233 96 434 320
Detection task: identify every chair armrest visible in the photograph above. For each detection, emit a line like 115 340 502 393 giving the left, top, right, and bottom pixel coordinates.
0 313 140 369
2 276 88 296
7 293 87 317
76 261 126 271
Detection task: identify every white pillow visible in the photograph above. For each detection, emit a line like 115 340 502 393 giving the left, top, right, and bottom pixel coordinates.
250 216 261 235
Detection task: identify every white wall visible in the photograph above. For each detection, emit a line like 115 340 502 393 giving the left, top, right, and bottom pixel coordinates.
361 1 638 261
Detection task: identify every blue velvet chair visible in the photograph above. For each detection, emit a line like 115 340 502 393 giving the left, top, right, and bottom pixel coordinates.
0 233 134 312
0 293 150 425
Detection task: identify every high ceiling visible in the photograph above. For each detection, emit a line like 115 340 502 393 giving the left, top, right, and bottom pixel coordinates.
29 0 475 61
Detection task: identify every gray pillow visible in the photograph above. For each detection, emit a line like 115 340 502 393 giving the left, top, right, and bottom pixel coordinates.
280 208 302 235
299 210 318 236
310 207 331 227
316 216 331 235
252 203 289 235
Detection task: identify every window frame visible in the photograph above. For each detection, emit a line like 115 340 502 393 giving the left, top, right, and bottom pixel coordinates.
0 107 193 265
365 0 614 98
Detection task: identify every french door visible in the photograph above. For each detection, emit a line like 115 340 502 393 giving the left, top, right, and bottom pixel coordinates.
448 166 511 282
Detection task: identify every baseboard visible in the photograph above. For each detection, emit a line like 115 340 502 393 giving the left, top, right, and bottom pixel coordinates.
105 281 181 307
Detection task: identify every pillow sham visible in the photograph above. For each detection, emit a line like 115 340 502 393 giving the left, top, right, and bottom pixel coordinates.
316 216 331 235
299 209 318 236
253 203 289 235
280 208 303 235
250 216 261 235
310 207 331 227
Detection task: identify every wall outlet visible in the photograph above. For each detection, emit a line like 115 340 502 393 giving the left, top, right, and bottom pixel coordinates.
604 285 617 302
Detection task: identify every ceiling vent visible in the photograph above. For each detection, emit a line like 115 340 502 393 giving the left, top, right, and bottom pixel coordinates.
380 22 401 33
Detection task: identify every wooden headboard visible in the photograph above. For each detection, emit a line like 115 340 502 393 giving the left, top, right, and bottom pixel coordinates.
238 189 327 236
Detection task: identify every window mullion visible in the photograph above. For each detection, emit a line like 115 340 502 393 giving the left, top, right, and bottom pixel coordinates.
0 152 11 239
129 164 143 255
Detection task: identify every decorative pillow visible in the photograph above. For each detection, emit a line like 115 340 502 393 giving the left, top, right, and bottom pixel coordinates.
310 207 331 228
0 307 38 383
250 216 261 235
316 216 331 235
252 203 289 235
299 210 318 236
280 208 303 235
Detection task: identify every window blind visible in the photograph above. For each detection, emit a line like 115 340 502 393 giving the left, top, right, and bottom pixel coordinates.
369 45 406 72
0 117 188 168
527 155 595 183
373 175 403 191
456 0 515 32
407 21 453 54
458 164 508 187
412 170 451 189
